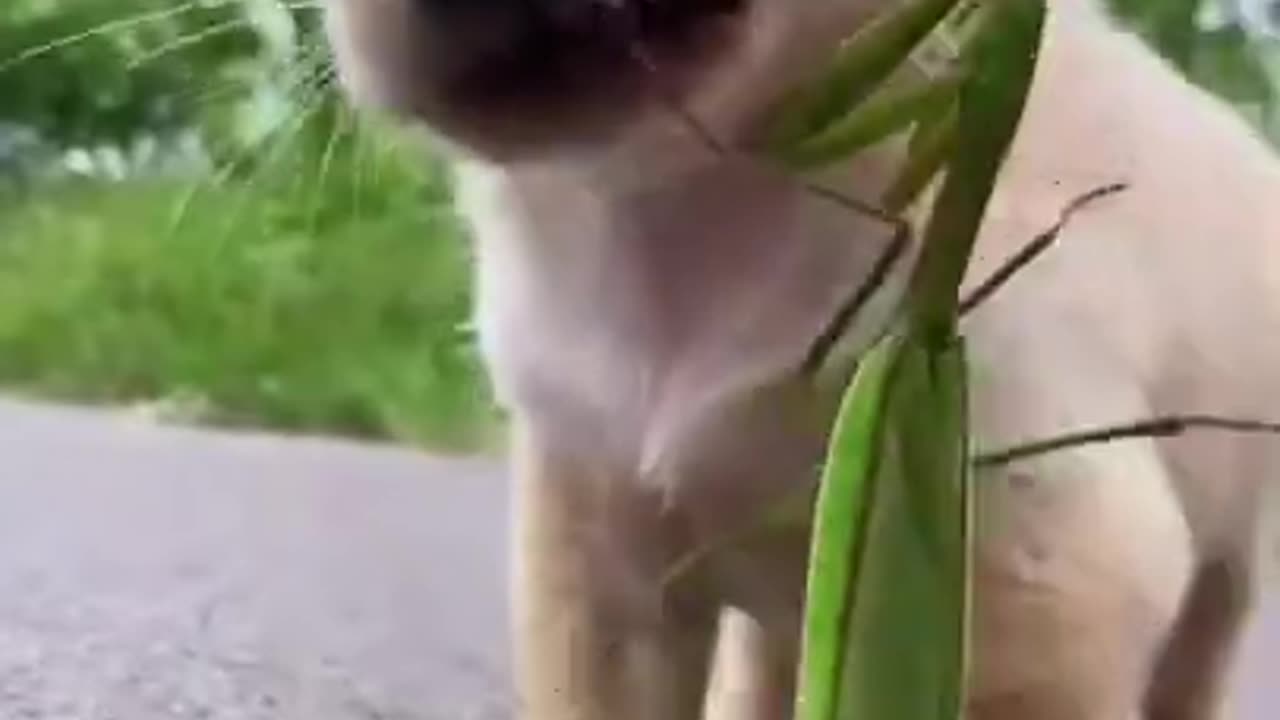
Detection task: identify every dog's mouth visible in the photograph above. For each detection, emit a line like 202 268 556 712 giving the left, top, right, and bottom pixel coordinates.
442 0 749 112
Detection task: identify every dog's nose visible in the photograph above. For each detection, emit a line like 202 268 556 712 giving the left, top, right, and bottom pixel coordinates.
411 0 588 16
411 0 626 33
410 0 516 16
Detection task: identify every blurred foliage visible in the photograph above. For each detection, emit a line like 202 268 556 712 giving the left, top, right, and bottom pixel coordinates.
0 0 495 448
0 0 254 149
0 0 342 184
1113 0 1280 136
0 0 1275 446
0 114 494 449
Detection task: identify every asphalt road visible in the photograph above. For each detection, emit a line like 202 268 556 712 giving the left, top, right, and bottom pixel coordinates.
0 398 1275 719
0 399 512 720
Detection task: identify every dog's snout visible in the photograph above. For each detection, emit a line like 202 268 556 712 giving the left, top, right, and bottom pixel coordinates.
409 0 614 26
326 0 752 154
405 0 746 47
407 0 521 23
410 0 512 11
408 0 745 35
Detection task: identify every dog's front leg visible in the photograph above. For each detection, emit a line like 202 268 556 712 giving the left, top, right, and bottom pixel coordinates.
509 420 720 720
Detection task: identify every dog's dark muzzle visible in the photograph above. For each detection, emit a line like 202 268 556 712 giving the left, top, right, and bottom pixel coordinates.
410 0 745 103
412 0 744 39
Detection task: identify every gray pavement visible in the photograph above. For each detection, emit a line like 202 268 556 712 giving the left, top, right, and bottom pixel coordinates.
0 398 1275 719
0 399 512 719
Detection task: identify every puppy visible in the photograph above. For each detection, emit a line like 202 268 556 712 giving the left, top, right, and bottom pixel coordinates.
322 0 1280 717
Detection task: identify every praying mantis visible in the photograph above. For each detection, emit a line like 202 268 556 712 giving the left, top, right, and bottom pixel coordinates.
651 0 1280 718
769 2 1043 718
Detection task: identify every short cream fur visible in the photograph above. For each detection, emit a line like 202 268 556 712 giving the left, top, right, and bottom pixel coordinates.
323 1 1280 717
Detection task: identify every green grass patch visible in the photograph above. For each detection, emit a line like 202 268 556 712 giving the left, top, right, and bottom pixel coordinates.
0 133 497 451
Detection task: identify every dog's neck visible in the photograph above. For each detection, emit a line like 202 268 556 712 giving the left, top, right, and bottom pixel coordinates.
456 124 911 470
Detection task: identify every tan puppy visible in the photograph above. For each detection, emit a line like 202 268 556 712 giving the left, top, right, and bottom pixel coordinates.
322 0 1280 717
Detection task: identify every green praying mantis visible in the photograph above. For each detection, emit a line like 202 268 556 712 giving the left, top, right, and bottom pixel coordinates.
770 2 1041 718
649 0 1280 718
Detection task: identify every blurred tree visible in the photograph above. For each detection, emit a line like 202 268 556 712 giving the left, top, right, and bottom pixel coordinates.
0 0 258 148
0 0 337 183
1114 0 1280 135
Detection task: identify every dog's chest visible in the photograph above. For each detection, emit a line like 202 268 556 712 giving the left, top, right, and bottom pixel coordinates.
459 159 901 484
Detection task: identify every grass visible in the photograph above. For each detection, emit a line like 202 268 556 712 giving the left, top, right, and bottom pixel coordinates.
0 127 497 451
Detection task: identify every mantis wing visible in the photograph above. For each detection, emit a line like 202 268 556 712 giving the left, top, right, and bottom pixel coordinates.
795 333 971 720
795 335 901 720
